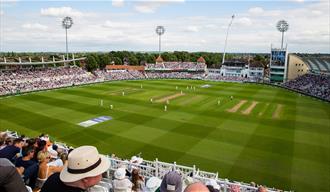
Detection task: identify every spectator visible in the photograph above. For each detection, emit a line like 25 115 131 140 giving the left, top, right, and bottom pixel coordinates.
205 179 220 192
15 147 36 169
257 186 268 192
283 73 330 101
35 151 63 189
0 138 24 163
184 182 210 192
41 145 110 192
229 184 240 192
112 167 133 192
131 169 145 192
47 149 64 167
0 158 28 192
59 152 68 166
145 177 162 192
160 171 182 192
15 147 38 187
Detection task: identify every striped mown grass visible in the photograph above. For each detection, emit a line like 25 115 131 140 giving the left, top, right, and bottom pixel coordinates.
0 80 329 191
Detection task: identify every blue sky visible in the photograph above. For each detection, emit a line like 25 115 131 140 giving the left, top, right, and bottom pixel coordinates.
0 0 329 53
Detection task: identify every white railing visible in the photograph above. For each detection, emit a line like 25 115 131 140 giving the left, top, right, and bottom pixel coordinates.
106 157 282 192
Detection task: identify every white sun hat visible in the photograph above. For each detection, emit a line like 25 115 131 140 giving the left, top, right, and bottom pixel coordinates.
114 167 126 180
60 146 110 183
130 156 143 164
146 177 162 192
206 179 220 190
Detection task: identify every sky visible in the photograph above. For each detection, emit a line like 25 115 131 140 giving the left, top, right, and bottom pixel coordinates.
0 0 329 53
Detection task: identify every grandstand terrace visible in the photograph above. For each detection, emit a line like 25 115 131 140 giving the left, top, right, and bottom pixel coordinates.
0 66 99 95
283 73 330 101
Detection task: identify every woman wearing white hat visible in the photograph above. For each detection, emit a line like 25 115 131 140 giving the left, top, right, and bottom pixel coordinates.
40 145 110 192
112 167 133 192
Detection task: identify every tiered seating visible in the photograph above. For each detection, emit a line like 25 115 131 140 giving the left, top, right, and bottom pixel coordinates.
145 62 206 71
145 72 204 79
283 73 330 101
94 69 145 81
205 74 246 82
0 67 100 95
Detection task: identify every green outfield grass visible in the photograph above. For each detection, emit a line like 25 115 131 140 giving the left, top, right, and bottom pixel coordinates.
0 80 329 191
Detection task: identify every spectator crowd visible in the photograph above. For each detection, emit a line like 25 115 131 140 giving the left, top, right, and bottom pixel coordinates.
204 75 247 82
0 67 100 96
145 62 206 71
283 73 330 101
1 65 328 103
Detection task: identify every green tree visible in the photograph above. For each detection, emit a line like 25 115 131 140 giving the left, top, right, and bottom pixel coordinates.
99 54 111 69
112 57 123 65
86 55 98 71
128 55 139 65
146 54 156 63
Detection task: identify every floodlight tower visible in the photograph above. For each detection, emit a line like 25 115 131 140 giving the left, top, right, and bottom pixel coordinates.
276 20 289 49
155 26 165 56
222 14 235 64
62 16 73 60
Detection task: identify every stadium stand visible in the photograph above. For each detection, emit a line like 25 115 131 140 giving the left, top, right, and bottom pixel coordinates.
0 130 285 192
0 66 100 95
1 62 329 104
283 73 330 101
145 62 206 71
295 54 330 74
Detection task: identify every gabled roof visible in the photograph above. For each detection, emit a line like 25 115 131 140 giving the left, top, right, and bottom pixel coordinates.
156 55 163 63
197 56 206 63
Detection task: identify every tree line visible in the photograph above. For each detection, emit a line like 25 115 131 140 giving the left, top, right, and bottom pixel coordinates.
82 51 269 71
0 51 269 71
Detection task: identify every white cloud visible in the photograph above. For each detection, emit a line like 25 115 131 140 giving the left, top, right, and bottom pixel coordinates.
248 7 264 15
40 7 84 17
134 3 159 13
1 0 328 53
235 17 253 26
311 10 322 16
22 23 48 31
0 10 4 16
184 26 199 32
112 0 124 7
103 20 131 28
134 0 184 13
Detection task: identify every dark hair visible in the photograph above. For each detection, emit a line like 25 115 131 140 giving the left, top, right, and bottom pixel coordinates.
207 185 219 192
37 140 46 148
68 148 74 154
22 146 35 157
52 144 58 151
5 138 13 145
0 136 5 145
26 138 36 147
13 138 24 145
